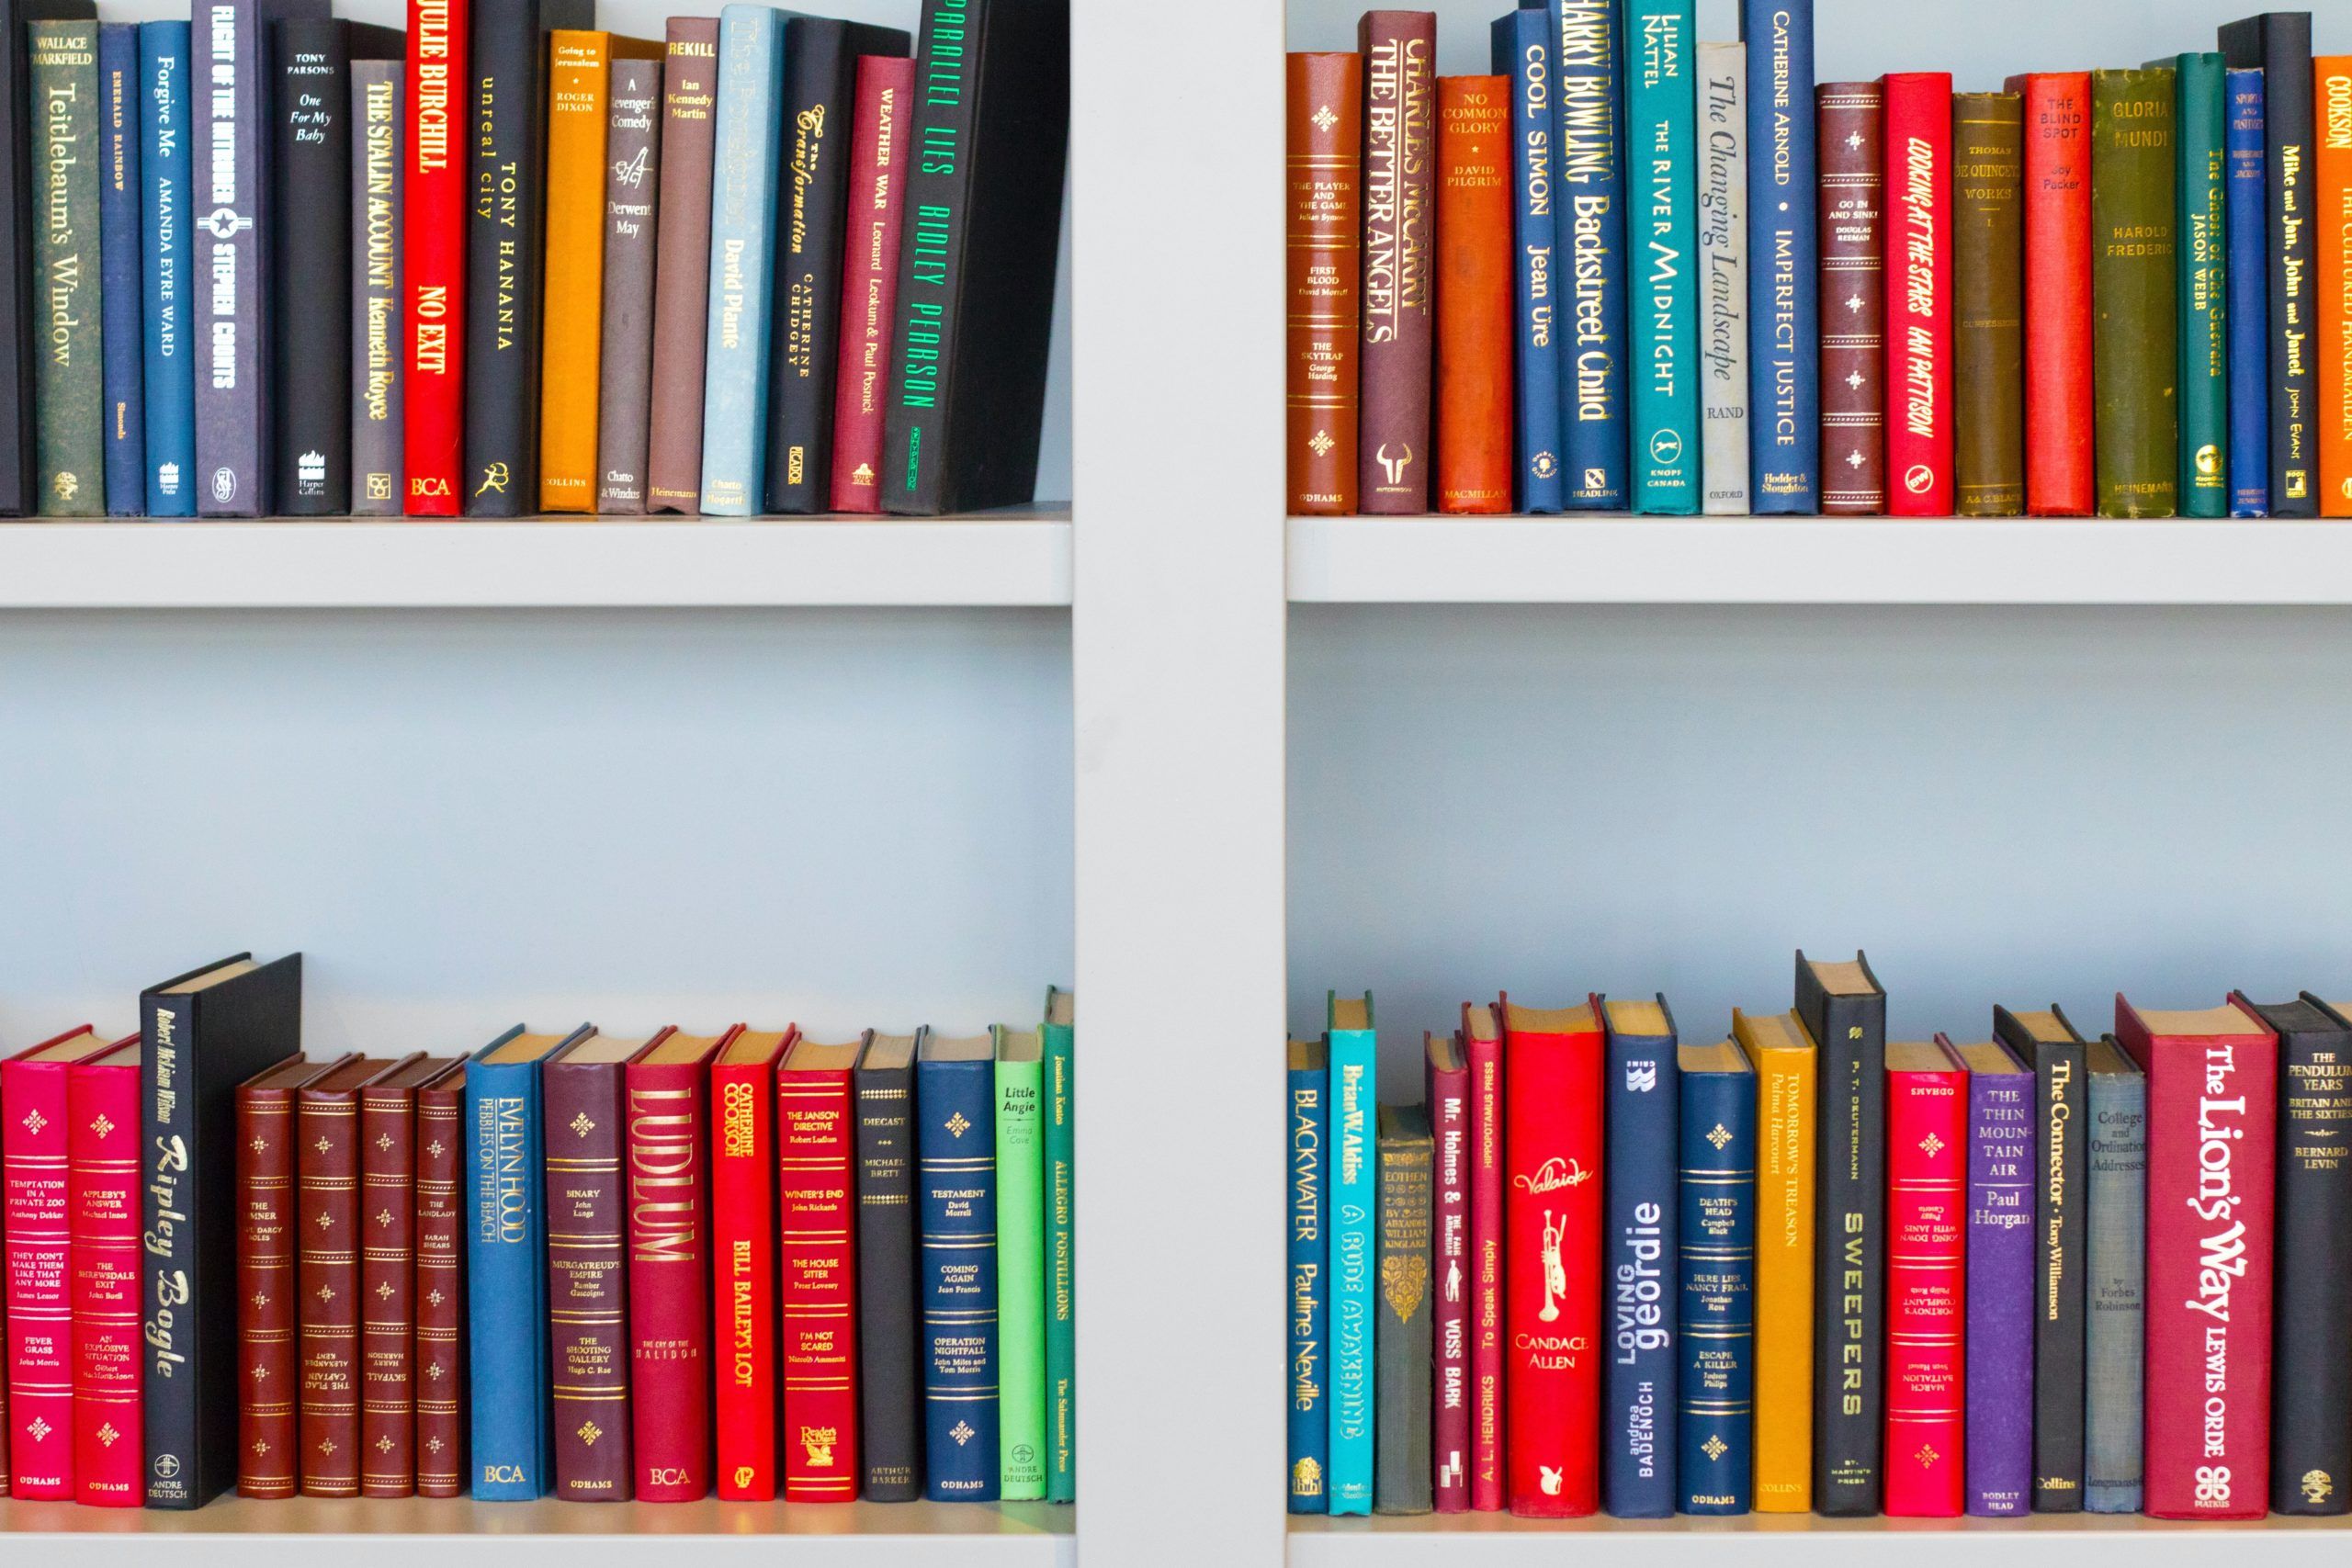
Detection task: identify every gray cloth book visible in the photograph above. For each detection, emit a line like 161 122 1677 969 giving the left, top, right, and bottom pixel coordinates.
28 19 102 515
594 56 662 512
2084 1036 2147 1513
348 60 401 514
1699 40 1750 516
1374 1105 1432 1515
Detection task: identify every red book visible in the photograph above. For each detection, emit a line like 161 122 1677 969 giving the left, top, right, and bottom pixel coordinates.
236 1055 343 1498
2116 995 2278 1520
1464 1002 1504 1511
1435 75 1513 513
1883 1040 1968 1517
778 1033 862 1501
1499 996 1603 1517
401 0 469 514
412 1058 469 1497
1883 72 1954 515
628 1028 729 1500
65 1037 141 1506
2005 72 2094 515
4 1026 122 1498
1425 1031 1470 1513
358 1055 452 1498
711 1025 790 1499
828 55 915 513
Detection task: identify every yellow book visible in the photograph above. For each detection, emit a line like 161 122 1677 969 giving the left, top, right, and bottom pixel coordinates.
1734 1008 1815 1512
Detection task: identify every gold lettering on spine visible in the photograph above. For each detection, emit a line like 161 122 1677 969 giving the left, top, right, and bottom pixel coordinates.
628 1088 698 1263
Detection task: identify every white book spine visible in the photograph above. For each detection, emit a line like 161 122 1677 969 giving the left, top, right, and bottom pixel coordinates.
1699 40 1749 516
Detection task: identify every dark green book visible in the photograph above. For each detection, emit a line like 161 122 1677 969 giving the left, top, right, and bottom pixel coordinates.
2092 68 2178 518
27 18 101 515
1373 1103 1431 1516
2165 52 2228 517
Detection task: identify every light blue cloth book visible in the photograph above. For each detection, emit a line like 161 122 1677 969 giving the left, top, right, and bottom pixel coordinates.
138 20 195 515
1324 992 1376 1516
698 4 793 514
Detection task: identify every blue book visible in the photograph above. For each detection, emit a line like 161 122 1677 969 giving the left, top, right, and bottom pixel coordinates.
466 1022 584 1501
97 23 144 515
1601 996 1678 1517
699 4 791 515
2225 67 2269 518
1548 0 1629 508
1676 1037 1754 1515
1624 0 1700 513
1287 1038 1329 1514
1324 992 1376 1516
1738 0 1817 511
917 1032 1001 1500
138 22 195 516
1496 10 1565 513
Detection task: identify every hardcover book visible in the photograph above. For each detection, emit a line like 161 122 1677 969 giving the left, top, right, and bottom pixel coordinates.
1360 10 1436 514
712 1026 788 1500
2091 69 2179 517
412 1057 469 1497
699 4 790 515
349 59 402 514
1288 1039 1329 1514
854 1031 923 1502
1991 1006 2087 1512
1951 1038 2030 1517
1624 0 1698 513
1739 0 1818 511
1435 73 1511 513
627 1029 726 1501
236 1055 340 1498
828 54 915 514
995 1027 1046 1500
644 16 720 514
1815 82 1884 513
1426 1032 1468 1513
1883 72 1953 516
1464 1001 1503 1510
594 56 665 513
2007 72 2095 514
2 0 100 515
1698 43 1749 516
2221 11 2317 513
2320 58 2352 515
2226 67 2269 515
1551 0 1629 510
1325 994 1376 1514
1732 1010 1814 1513
138 19 196 515
358 1054 450 1498
1795 950 1884 1515
2083 1033 2145 1513
780 1032 865 1502
1495 12 1563 514
2272 996 2352 1512
1601 995 1678 1518
97 23 142 515
1883 1040 1966 1518
65 1039 142 1506
402 0 469 513
916 1032 1000 1501
28 20 102 516
1286 51 1362 515
1042 988 1075 1504
2173 53 2230 516
1952 91 2023 516
1374 1105 1432 1516
1676 1037 1754 1516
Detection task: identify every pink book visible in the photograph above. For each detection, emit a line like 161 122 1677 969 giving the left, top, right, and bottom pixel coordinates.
1426 1032 1470 1512
67 1039 142 1506
1463 1002 1505 1511
827 54 916 513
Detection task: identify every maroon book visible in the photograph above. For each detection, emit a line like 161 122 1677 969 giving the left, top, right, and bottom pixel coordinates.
1817 81 1888 513
234 1055 343 1499
1426 1031 1470 1512
413 1058 469 1497
828 53 915 513
1356 9 1437 513
643 17 722 513
628 1030 728 1500
357 1055 453 1498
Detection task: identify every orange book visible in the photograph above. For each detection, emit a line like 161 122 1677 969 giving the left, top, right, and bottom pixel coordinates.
1734 1009 1816 1513
2318 57 2352 515
1435 75 1511 513
539 30 662 512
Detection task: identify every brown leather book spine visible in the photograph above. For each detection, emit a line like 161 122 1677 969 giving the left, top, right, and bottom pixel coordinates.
297 1085 364 1496
237 1082 302 1498
544 1057 634 1499
1954 92 2025 516
1817 81 1888 514
413 1070 468 1497
1357 11 1437 513
357 1082 418 1497
644 18 722 514
1287 51 1363 515
1435 75 1512 514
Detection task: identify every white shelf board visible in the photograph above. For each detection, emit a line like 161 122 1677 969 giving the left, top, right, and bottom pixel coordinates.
0 513 1072 608
1287 517 2352 605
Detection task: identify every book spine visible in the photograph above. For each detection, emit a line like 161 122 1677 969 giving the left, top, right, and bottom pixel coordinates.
2249 16 2318 513
2227 69 2270 516
1435 74 1513 514
467 1059 551 1499
1503 1021 1603 1517
1287 1057 1329 1513
273 21 351 516
187 0 267 514
2090 69 2179 517
1951 92 2023 516
699 6 786 516
350 62 402 513
2272 1022 2352 1512
626 1060 712 1501
828 55 913 514
295 1085 362 1496
98 24 142 514
594 57 662 513
1359 11 1437 514
1326 1023 1376 1514
854 1059 921 1502
1750 1041 1813 1512
995 1054 1045 1500
1042 1010 1075 1504
401 0 465 514
3 1060 72 1495
1739 0 1817 511
413 1078 466 1497
1552 0 1629 510
1623 0 1699 513
2083 1067 2145 1512
2177 55 2231 517
778 1066 861 1502
1964 1066 2031 1516
234 1082 300 1497
1429 1055 1468 1514
1285 51 1362 515
138 21 196 515
1496 14 1564 514
357 1084 416 1497
459 0 549 514
28 22 102 516
1883 73 1954 516
2032 1042 2088 1510
1676 1067 1753 1515
538 31 610 513
1466 1023 1504 1511
2319 59 2352 517
1373 1121 1432 1515
644 17 720 514
2015 73 2095 514
139 993 199 1506
1699 44 1749 516
916 1055 998 1501
1808 991 1884 1515
1 0 38 515
1602 1030 1677 1518
711 1056 777 1500
1883 1065 1965 1517
67 1060 140 1505
1816 82 1885 513
542 1060 632 1500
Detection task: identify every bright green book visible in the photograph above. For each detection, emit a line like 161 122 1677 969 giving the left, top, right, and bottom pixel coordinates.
2166 51 2229 516
1042 987 1076 1503
994 1023 1047 1499
1624 0 1700 513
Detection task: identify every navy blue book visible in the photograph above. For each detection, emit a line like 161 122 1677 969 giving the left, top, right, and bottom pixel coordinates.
1495 9 1564 513
1287 1038 1329 1513
97 22 143 514
2224 66 2269 517
1601 995 1679 1517
465 1022 586 1501
138 20 194 515
1547 0 1628 509
1739 0 1817 511
1676 1037 1755 1515
918 1032 1001 1501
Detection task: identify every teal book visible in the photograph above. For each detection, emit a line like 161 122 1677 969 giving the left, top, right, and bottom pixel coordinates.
993 1023 1046 1500
138 20 194 515
1624 0 1699 513
2168 51 2228 517
1042 987 1075 1503
28 19 103 515
1325 991 1377 1516
697 3 790 514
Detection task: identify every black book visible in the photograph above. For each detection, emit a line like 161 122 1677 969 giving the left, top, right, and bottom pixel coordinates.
2259 995 2352 1513
271 20 401 515
1994 1003 2090 1512
1374 1104 1433 1515
2219 12 2317 515
462 0 594 514
1 0 97 514
1795 949 1885 1517
878 0 1068 515
139 952 302 1509
762 17 909 513
854 1027 924 1502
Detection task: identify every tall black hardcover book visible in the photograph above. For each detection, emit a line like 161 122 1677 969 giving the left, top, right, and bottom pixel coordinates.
854 1028 924 1502
2219 12 2317 515
462 0 593 514
1994 1003 2089 1511
1 0 97 515
2264 995 2352 1513
139 952 302 1509
878 0 1067 515
1374 1104 1433 1515
1795 949 1885 1516
762 17 909 513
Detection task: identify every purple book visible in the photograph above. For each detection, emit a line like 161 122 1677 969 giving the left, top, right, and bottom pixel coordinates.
1953 1037 2034 1516
1425 1032 1470 1511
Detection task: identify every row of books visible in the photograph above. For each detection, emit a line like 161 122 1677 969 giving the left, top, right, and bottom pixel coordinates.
0 954 1076 1507
1284 5 2349 520
1287 955 2347 1520
0 0 1067 520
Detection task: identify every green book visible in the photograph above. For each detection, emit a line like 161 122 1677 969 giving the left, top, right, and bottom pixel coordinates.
993 1022 1047 1499
1041 986 1075 1503
28 19 103 517
2165 52 2228 517
1623 0 1700 513
2091 67 2179 518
